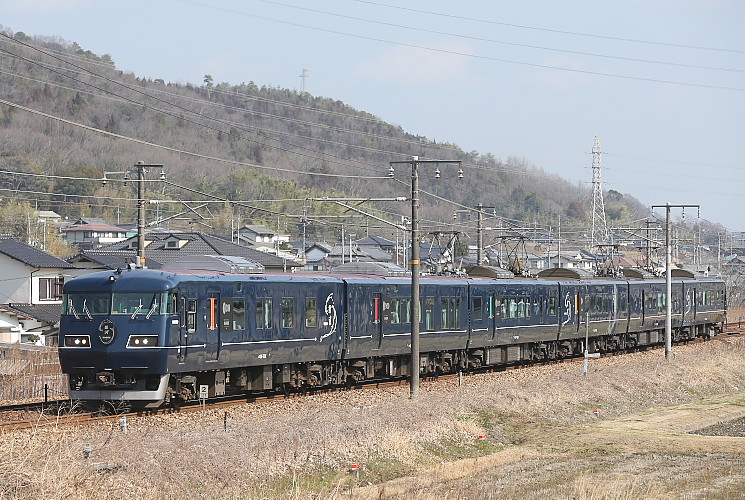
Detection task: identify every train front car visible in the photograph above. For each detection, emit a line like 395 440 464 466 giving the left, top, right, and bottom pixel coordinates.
58 269 177 408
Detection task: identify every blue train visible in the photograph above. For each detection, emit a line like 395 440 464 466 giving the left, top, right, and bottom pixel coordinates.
57 267 726 407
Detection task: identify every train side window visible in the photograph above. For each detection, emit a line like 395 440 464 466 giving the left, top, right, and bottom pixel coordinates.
186 299 197 332
281 298 294 328
390 299 401 325
306 298 318 327
256 298 272 329
424 298 434 331
473 296 483 321
497 297 506 319
516 298 526 318
441 298 449 328
548 297 557 316
233 300 245 330
452 298 460 328
401 298 412 324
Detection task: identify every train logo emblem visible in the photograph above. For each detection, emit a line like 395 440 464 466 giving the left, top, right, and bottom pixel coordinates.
562 292 572 326
98 319 116 345
319 293 337 342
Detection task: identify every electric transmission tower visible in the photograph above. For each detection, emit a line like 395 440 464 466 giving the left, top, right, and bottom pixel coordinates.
299 68 309 93
590 136 609 248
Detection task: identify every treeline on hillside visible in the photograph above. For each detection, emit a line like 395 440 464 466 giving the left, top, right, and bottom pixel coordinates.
0 27 722 251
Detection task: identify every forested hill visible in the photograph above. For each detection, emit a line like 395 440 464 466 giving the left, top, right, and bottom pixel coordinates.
0 28 653 246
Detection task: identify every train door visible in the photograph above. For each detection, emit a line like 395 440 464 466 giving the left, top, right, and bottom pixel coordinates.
684 284 695 325
205 291 221 362
372 291 383 350
178 292 197 364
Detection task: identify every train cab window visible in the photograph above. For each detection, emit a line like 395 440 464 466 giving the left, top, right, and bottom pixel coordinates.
112 292 159 316
256 298 272 329
281 298 294 328
164 293 177 315
473 297 483 321
232 299 245 330
63 293 110 316
424 298 434 331
305 298 317 328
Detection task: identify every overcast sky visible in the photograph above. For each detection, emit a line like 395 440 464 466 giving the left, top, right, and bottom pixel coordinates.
2 0 743 231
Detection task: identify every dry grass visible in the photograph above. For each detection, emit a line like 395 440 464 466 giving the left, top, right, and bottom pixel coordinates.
2 338 745 499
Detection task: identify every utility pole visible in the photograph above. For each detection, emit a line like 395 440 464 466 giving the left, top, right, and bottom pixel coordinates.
134 161 164 269
389 157 462 399
651 202 700 360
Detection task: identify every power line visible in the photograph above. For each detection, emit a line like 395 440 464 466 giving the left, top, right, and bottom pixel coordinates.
175 0 745 92
0 97 387 180
256 0 745 74
348 0 745 54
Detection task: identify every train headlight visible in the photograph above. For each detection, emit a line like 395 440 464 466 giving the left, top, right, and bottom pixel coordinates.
127 335 159 348
64 335 91 347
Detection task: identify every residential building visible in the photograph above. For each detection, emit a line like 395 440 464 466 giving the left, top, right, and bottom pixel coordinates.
0 237 73 345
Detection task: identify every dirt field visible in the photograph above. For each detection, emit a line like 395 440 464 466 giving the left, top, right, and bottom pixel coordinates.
2 336 745 499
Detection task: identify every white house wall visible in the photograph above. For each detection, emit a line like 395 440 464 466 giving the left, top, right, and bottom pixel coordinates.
0 257 32 304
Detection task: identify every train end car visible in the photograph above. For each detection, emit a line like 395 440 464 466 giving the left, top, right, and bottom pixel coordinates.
59 268 178 408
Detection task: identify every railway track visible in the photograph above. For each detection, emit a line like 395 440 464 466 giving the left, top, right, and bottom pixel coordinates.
2 330 742 432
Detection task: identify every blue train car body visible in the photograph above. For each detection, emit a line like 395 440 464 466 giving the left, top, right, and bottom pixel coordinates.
58 268 726 407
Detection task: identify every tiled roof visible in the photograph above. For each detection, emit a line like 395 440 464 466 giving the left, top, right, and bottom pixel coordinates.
67 250 163 269
98 231 300 269
0 237 73 268
63 223 129 233
3 303 61 323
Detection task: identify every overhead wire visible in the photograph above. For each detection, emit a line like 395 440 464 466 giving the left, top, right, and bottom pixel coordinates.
0 27 732 236
256 0 745 74
175 0 745 92
348 0 745 54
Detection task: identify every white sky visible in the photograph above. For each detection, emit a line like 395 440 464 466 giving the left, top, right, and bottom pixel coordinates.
1 0 743 231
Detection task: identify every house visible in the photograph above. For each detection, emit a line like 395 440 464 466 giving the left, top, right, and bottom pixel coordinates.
356 235 396 254
35 210 62 225
0 237 73 345
97 230 301 272
63 222 131 250
234 225 289 247
298 242 332 271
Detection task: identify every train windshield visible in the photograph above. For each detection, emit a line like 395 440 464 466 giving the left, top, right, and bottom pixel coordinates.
63 293 110 317
112 292 162 317
62 292 177 317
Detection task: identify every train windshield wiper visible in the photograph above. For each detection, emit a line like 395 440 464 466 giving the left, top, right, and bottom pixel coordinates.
68 299 80 320
145 300 158 319
130 302 143 319
82 299 92 320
